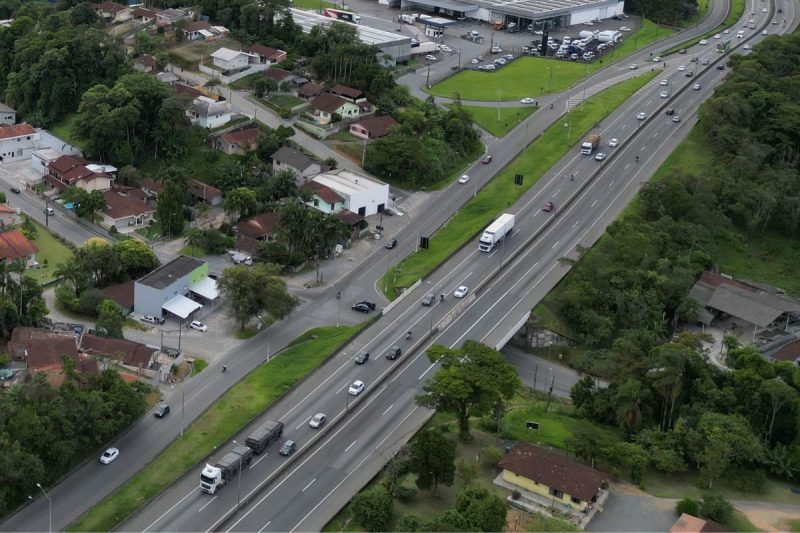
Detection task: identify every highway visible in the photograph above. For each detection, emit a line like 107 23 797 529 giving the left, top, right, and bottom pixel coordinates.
118 1 793 531
0 0 784 529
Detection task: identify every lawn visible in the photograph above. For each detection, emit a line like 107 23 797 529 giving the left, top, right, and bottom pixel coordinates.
228 71 262 90
454 104 538 137
25 221 74 284
171 37 246 65
268 94 305 109
381 72 658 298
49 113 85 151
428 19 672 101
69 324 365 532
290 0 337 10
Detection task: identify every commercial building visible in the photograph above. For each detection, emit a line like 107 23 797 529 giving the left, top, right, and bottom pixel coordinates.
0 123 39 163
134 256 219 321
311 169 389 216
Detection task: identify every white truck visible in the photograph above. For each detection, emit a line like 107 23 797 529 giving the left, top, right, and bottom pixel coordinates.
398 13 418 24
580 134 601 155
230 252 253 265
597 30 622 43
200 444 253 494
410 41 438 55
478 213 515 252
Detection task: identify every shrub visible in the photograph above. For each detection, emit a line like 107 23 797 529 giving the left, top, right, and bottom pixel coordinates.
725 467 766 494
700 494 733 523
395 485 417 503
511 490 521 500
676 498 700 517
351 485 393 532
481 445 504 467
77 289 106 317
55 284 79 313
279 108 291 118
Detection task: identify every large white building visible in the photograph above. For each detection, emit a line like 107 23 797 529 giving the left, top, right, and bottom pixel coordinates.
0 123 40 163
311 169 389 217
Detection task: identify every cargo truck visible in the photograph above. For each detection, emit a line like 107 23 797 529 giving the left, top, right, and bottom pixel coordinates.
580 134 601 154
410 41 439 55
200 444 253 494
323 8 360 23
478 213 515 252
245 419 284 455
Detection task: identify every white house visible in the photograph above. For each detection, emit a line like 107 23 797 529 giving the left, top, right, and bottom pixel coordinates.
0 102 15 125
311 169 389 217
0 123 40 163
31 148 63 176
188 96 230 129
210 48 259 71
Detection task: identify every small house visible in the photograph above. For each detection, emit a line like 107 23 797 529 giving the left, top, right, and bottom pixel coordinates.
210 48 259 71
188 96 230 129
0 102 16 125
189 179 222 206
45 155 116 192
0 229 37 268
100 188 157 230
236 212 280 255
349 116 397 140
303 181 345 214
271 146 323 179
214 127 261 156
0 123 39 163
93 2 132 22
310 93 360 125
247 44 287 65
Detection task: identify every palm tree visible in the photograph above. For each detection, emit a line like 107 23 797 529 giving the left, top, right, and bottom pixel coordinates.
54 259 89 296
184 228 204 257
648 345 688 431
615 379 651 435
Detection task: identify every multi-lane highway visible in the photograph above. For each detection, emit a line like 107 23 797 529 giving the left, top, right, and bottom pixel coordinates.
2 0 791 530
114 2 794 531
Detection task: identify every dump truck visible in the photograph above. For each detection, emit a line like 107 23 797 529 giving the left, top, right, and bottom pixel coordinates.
580 134 601 155
200 444 253 494
245 419 284 455
478 213 515 252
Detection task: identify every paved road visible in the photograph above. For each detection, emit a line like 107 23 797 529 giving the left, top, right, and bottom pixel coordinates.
3 0 785 528
503 345 583 397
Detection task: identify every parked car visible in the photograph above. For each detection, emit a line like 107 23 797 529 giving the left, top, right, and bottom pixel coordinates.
542 201 554 212
190 321 208 332
140 315 165 325
458 174 470 184
309 413 327 428
453 286 469 298
45 207 55 216
386 346 402 360
384 238 397 249
355 352 370 364
279 440 297 456
351 303 371 313
9 187 20 194
154 404 170 418
348 380 365 396
100 448 119 464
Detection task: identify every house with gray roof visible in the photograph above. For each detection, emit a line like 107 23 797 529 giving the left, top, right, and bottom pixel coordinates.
188 96 230 129
0 102 16 125
271 146 324 180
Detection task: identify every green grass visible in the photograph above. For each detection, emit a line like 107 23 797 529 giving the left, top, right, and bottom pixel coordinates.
211 116 250 132
229 71 263 90
642 469 800 505
725 510 759 532
135 222 164 240
25 222 74 284
69 324 365 532
267 94 305 109
428 19 672 101
381 72 658 298
177 245 206 257
191 358 208 375
787 519 800 532
454 104 538 137
289 0 336 10
333 141 365 166
49 113 85 150
235 328 258 339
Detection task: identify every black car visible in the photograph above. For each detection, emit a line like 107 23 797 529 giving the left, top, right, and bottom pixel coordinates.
383 208 395 216
665 108 675 116
421 293 435 306
154 404 170 418
384 239 397 249
352 303 371 313
9 187 20 194
355 352 370 364
685 71 694 77
716 64 725 70
358 300 377 310
386 346 402 360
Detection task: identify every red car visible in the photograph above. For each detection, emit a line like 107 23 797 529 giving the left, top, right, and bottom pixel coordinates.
543 202 554 212
482 155 493 164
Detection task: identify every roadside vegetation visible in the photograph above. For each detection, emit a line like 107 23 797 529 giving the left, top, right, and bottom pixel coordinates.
381 72 657 299
453 104 539 137
428 19 672 101
661 0 745 55
70 324 365 532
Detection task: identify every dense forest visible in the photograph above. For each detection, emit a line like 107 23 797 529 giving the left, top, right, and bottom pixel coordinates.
550 34 800 488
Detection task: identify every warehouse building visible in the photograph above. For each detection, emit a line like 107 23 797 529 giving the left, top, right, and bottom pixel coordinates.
134 256 219 321
289 8 412 62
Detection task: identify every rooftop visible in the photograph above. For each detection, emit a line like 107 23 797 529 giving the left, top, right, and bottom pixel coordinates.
498 442 607 501
103 188 156 220
263 68 294 82
331 84 364 100
101 280 135 310
352 115 397 137
0 102 15 113
237 211 281 239
670 513 728 533
190 96 228 118
0 123 35 139
298 82 324 98
247 44 286 61
184 20 212 32
0 229 38 260
272 146 317 171
7 327 79 370
137 256 205 290
94 2 127 13
311 92 349 114
312 169 387 195
289 8 412 47
304 180 344 205
211 47 255 62
220 127 261 147
477 0 618 19
81 334 157 368
189 179 222 201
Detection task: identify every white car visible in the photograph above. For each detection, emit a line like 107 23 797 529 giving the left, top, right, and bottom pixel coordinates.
620 26 631 31
743 44 751 50
652 56 662 62
660 79 669 86
453 286 469 298
636 112 647 120
458 174 470 184
699 39 708 45
693 83 701 90
678 65 686 71
100 448 119 464
348 380 365 396
629 63 639 70
471 58 479 64
309 413 327 428
714 33 722 39
425 54 437 61
608 138 619 147
520 97 535 104
723 29 730 34
440 45 452 52
762 7 768 12
190 320 208 332
595 152 606 161
762 30 768 35
660 90 669 98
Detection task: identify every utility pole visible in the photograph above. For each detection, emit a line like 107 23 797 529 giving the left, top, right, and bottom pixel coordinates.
36 484 51 533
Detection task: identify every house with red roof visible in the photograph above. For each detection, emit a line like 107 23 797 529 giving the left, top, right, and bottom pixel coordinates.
0 229 38 268
214 127 261 155
0 204 18 228
303 181 345 214
132 7 158 23
80 334 159 371
0 123 40 163
236 212 280 255
190 179 223 206
247 44 287 65
93 2 132 22
183 20 229 41
134 54 158 74
45 155 115 192
7 326 97 386
100 187 157 231
349 116 398 140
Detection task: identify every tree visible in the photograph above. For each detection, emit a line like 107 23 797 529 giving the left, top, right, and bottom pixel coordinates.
410 429 455 494
614 378 652 435
760 378 797 443
699 494 733 523
694 413 763 488
217 264 298 330
185 227 204 256
115 239 159 280
54 259 91 297
157 179 187 237
676 498 700 517
60 187 105 221
454 485 507 532
350 485 392 532
222 187 258 221
19 213 37 240
416 341 521 438
95 299 125 338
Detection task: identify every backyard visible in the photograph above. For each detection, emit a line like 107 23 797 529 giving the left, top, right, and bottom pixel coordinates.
26 221 74 284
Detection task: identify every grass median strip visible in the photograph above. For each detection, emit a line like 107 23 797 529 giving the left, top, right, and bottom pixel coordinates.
661 0 745 55
69 324 365 532
428 19 672 101
381 71 658 299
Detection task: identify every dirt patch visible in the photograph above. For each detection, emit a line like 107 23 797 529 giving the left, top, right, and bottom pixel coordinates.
739 506 800 532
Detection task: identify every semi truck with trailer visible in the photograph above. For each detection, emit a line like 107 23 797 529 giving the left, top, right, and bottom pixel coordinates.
245 419 284 455
478 213 515 252
200 444 253 494
323 8 360 23
580 134 601 154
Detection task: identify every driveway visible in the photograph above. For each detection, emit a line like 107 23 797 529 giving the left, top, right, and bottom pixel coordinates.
587 483 677 532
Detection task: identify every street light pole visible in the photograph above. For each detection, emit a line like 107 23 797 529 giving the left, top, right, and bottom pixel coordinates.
233 440 242 511
36 483 51 533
